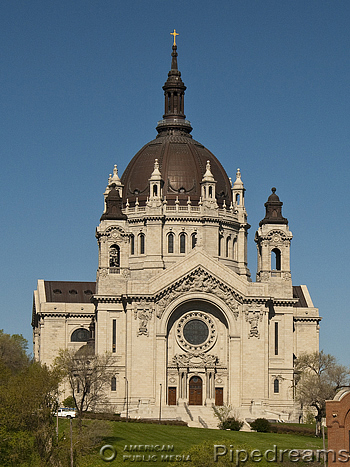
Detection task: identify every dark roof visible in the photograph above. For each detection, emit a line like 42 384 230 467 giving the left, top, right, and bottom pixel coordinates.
259 188 288 226
44 281 96 303
120 43 232 209
100 184 127 221
293 286 308 307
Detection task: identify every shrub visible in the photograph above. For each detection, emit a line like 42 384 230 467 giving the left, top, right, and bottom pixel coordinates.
250 418 271 432
62 395 75 408
220 417 243 431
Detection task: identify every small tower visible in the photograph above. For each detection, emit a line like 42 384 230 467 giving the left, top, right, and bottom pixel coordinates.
103 165 123 212
231 169 250 277
232 168 245 209
255 188 293 285
148 159 163 206
200 160 217 208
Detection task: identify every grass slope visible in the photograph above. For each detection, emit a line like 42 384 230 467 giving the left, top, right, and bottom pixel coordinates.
63 420 325 467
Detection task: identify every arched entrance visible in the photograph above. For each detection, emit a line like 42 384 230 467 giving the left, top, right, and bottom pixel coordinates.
189 376 202 405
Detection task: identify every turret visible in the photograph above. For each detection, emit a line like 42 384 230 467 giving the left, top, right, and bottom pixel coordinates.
200 161 217 209
148 159 163 207
255 188 292 284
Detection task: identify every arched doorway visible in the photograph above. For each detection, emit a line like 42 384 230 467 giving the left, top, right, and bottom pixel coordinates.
189 376 202 405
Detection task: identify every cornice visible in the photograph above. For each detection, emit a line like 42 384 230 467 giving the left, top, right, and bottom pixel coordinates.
37 312 94 319
92 296 124 304
294 316 322 323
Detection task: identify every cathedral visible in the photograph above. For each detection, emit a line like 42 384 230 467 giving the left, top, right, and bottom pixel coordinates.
32 36 320 425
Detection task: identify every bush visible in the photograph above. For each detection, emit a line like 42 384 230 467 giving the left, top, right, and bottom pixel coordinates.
220 417 243 431
250 418 271 432
62 395 75 408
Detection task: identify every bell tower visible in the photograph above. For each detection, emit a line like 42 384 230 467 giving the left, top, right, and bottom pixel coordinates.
255 188 292 287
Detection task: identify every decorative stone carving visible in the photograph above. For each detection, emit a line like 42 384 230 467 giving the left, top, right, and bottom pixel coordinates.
283 272 291 281
172 352 219 368
245 310 264 339
98 226 129 244
122 269 131 279
156 267 240 319
133 301 154 336
256 271 269 282
98 268 108 278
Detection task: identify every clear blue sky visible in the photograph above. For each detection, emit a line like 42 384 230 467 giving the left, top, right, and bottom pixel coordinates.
1 0 349 364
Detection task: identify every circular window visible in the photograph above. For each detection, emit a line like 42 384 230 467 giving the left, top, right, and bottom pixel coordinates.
176 311 216 352
183 319 209 345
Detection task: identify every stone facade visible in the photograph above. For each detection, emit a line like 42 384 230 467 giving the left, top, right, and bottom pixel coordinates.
32 41 321 423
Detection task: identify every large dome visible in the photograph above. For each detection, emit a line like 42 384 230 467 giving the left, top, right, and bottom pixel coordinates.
121 44 232 208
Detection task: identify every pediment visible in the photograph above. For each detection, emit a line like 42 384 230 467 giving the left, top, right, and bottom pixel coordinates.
149 248 249 297
145 249 250 319
154 265 242 319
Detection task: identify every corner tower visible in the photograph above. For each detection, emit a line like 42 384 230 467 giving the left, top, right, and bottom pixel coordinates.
255 188 293 293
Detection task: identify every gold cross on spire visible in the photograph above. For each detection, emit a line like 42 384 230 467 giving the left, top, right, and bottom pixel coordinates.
170 29 179 46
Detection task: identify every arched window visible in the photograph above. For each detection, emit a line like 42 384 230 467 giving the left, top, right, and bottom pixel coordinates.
111 377 116 391
71 328 90 342
271 248 281 270
179 233 186 254
130 235 135 255
236 193 240 205
139 234 145 255
274 378 279 394
153 184 158 196
226 237 230 258
167 93 171 112
109 244 120 268
168 233 174 253
218 235 223 256
191 233 197 249
232 237 237 260
209 186 213 198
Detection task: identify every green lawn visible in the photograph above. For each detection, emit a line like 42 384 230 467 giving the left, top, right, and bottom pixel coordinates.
61 419 326 467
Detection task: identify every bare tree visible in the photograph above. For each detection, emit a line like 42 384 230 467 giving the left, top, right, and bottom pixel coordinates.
294 351 350 436
55 346 114 416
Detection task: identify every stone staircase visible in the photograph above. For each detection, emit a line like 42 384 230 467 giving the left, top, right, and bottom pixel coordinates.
183 404 219 429
123 402 220 429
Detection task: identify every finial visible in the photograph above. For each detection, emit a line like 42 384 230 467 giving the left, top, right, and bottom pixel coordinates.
233 168 244 189
109 164 122 186
170 29 179 46
150 158 162 180
272 187 276 194
202 160 215 182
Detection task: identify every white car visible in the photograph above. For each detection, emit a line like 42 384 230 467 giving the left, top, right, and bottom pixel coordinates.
55 408 77 418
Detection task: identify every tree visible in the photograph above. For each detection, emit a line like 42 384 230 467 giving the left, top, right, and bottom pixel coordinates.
55 345 114 416
0 329 29 375
0 331 61 466
294 351 350 436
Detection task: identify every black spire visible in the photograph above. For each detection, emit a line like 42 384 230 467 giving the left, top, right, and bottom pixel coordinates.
156 32 192 136
259 188 288 226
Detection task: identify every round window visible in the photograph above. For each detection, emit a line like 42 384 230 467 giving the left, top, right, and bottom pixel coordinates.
176 311 216 352
183 319 209 345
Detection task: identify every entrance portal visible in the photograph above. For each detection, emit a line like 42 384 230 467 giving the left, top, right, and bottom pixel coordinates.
189 376 202 405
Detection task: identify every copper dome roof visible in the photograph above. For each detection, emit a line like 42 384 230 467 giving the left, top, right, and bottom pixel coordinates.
120 43 232 208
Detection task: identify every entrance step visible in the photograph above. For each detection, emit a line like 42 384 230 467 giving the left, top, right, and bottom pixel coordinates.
185 405 219 429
